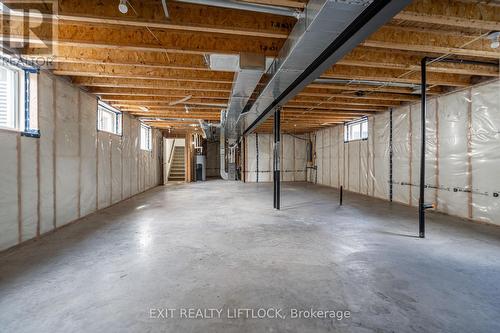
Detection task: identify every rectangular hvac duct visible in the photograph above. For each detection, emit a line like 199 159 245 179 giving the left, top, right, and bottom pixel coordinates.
224 53 266 140
240 0 413 135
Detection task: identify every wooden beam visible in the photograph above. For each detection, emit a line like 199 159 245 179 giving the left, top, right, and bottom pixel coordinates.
291 96 402 107
1 18 283 56
323 65 472 87
2 0 294 38
73 77 232 91
101 95 228 103
32 44 498 79
364 26 500 60
60 62 470 86
103 95 397 108
396 0 500 31
55 68 234 84
120 103 385 112
299 90 420 102
25 47 210 71
239 0 306 9
92 89 230 99
307 83 441 95
340 47 499 77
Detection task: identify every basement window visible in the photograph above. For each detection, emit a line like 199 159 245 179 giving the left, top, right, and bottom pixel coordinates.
140 123 152 151
0 60 39 136
97 101 122 135
344 117 368 142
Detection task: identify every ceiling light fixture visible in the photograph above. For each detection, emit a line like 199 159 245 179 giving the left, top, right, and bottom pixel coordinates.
487 31 500 49
184 105 190 114
118 0 128 14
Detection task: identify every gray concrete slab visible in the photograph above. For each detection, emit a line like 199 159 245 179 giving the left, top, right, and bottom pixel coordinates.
1 180 500 333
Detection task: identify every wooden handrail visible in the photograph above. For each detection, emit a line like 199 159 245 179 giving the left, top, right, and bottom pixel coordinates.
168 139 176 164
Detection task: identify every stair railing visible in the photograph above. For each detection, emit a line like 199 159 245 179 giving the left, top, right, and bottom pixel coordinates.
166 139 176 180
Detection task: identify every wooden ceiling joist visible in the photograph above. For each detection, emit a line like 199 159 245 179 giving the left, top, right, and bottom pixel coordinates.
340 48 499 77
364 26 500 60
72 77 232 91
3 0 497 132
396 0 500 31
90 88 230 99
2 19 283 56
3 0 295 39
324 65 473 87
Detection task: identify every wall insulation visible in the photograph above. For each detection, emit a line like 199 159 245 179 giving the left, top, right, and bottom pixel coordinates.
0 72 163 251
245 133 307 182
312 79 500 226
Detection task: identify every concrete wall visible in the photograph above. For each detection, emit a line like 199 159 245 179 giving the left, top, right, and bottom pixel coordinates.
312 79 500 226
244 133 307 182
0 72 163 251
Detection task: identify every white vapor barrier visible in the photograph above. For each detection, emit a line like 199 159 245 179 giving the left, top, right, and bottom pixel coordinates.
55 80 79 226
392 106 411 205
409 104 419 207
330 127 339 188
0 131 19 249
322 128 331 187
349 141 361 193
138 152 144 193
367 119 375 196
316 130 323 184
111 135 123 204
246 134 257 182
312 79 500 226
294 135 307 181
282 134 294 181
410 101 439 208
245 133 308 182
38 74 55 234
0 73 162 252
471 81 500 223
339 126 345 187
372 112 390 200
80 92 97 217
20 137 38 241
437 90 470 218
360 140 368 195
122 115 131 198
98 132 112 209
130 119 139 196
258 134 272 182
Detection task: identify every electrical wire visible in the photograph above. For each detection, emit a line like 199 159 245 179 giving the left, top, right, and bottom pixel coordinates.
126 0 171 63
306 28 495 118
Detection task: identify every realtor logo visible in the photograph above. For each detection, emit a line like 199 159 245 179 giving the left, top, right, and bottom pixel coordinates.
0 1 58 59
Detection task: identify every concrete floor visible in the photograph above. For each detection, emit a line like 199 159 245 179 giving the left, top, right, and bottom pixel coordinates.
1 181 500 333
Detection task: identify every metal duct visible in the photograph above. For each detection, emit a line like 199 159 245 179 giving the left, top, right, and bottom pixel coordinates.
225 53 266 141
176 0 301 18
219 54 265 180
240 0 413 135
220 110 228 180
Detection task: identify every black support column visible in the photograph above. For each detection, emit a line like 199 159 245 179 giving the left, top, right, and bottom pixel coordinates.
273 108 281 210
419 58 428 238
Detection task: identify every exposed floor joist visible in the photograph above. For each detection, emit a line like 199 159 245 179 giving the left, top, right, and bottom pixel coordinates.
2 0 498 132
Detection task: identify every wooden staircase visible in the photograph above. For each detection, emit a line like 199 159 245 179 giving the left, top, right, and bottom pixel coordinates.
168 146 185 181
